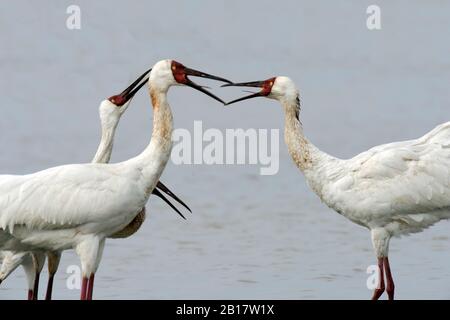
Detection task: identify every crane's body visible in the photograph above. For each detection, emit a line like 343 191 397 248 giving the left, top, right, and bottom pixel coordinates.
0 59 228 299
0 87 189 298
303 122 450 238
0 161 154 249
225 76 450 300
0 71 152 300
0 80 167 299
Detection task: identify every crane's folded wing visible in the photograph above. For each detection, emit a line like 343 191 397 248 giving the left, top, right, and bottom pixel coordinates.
0 163 146 233
343 122 450 216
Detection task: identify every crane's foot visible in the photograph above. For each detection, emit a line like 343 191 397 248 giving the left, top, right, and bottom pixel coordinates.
45 274 55 300
32 272 40 300
371 287 385 300
87 273 95 300
371 257 385 300
80 276 89 300
386 286 395 300
383 257 395 300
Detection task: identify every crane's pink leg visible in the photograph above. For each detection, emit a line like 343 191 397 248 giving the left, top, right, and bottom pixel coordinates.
45 274 55 300
27 289 33 300
80 276 89 300
371 257 385 300
384 257 395 300
32 272 40 300
87 273 95 300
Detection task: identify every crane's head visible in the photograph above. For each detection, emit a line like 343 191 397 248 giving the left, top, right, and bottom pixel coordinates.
101 68 152 116
222 76 298 105
149 59 231 104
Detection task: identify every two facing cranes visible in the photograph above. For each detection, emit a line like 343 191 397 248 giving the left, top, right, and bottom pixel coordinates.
1 60 450 300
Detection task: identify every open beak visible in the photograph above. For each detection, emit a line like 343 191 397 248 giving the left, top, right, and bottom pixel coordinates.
222 80 267 105
184 67 232 104
155 181 192 213
152 188 187 220
120 68 152 103
151 181 192 220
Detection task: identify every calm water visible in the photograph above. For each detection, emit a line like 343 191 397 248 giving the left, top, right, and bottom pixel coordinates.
0 1 449 299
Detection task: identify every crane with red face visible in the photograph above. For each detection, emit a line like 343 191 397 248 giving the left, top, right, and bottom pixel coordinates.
224 76 450 300
0 61 222 299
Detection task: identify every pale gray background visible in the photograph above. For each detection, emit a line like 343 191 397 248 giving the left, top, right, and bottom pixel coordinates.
0 0 449 299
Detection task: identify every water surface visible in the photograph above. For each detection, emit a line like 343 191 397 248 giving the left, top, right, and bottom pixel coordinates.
0 1 449 299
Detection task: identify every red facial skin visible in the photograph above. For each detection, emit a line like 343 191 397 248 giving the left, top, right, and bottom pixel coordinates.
261 77 276 96
108 95 126 106
171 60 187 84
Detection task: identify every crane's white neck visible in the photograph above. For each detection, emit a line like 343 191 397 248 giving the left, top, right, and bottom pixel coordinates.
282 97 314 172
91 120 118 164
281 95 340 198
282 96 335 172
132 86 173 195
19 253 36 290
148 87 174 147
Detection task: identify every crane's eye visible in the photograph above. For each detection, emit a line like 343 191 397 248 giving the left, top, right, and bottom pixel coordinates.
111 98 116 104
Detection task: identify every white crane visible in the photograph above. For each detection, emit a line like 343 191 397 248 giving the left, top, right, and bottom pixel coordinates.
0 70 149 300
224 76 450 300
0 60 219 300
0 69 192 300
0 71 191 300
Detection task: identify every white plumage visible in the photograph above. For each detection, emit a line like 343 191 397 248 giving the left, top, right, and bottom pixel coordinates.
0 163 146 235
0 59 229 300
225 76 450 300
0 95 137 296
0 69 157 300
319 121 450 233
0 73 147 299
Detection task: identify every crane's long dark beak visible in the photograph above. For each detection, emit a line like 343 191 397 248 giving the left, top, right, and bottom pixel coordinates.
152 189 186 220
121 68 152 102
156 181 192 213
184 67 231 105
221 80 267 105
222 80 266 88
